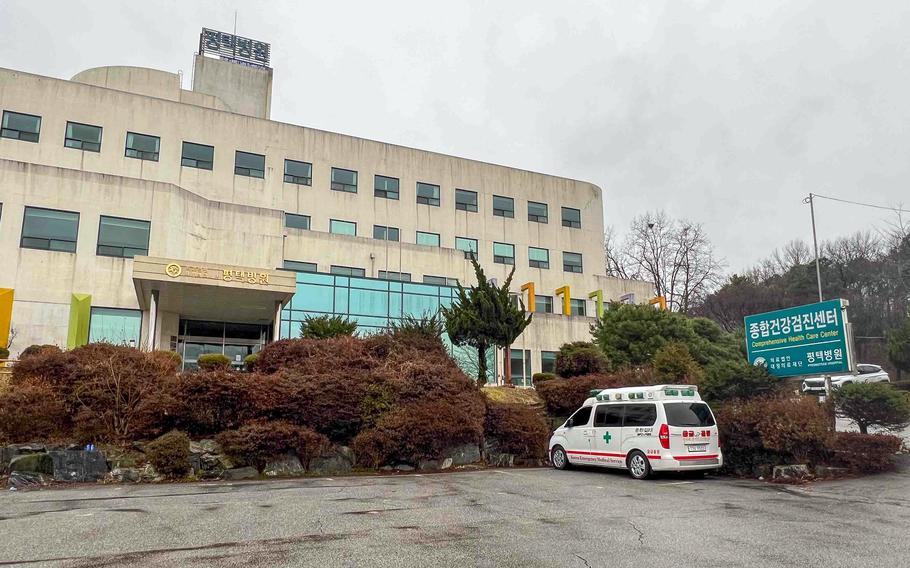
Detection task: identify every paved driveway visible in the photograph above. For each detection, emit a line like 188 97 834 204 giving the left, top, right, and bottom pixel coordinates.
1 460 908 567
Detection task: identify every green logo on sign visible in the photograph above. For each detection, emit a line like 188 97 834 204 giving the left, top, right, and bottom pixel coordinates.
603 432 611 444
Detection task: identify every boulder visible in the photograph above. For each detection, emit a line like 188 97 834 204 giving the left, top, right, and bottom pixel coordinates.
487 453 515 468
189 439 222 455
418 459 440 471
47 450 109 482
223 466 258 480
10 453 54 475
264 454 304 477
772 464 811 480
7 471 50 489
309 446 354 476
110 467 141 483
394 464 414 472
446 444 482 466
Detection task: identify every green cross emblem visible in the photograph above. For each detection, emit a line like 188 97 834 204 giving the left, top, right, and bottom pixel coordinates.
602 432 612 444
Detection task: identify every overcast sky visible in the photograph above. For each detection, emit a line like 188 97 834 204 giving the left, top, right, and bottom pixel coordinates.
2 0 908 273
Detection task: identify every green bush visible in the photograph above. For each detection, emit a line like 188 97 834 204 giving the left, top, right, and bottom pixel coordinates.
244 353 259 371
554 342 610 377
833 383 910 434
652 342 703 383
216 420 329 471
145 430 191 478
532 372 556 386
825 432 903 473
887 317 910 378
484 402 549 459
196 353 231 370
149 350 182 373
699 359 778 403
388 312 444 339
299 315 357 339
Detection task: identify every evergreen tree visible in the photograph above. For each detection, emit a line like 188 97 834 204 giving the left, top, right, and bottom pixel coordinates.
887 316 910 379
441 256 532 386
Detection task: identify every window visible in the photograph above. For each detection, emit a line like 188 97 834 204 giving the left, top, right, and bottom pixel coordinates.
594 404 624 427
1 111 41 142
330 219 357 236
64 121 102 152
416 182 440 206
567 406 592 427
331 167 358 193
510 349 532 387
374 175 399 199
378 270 411 282
455 189 478 212
181 142 214 170
571 298 587 316
89 307 141 346
330 265 366 277
534 295 553 314
455 237 478 259
664 403 716 427
493 242 515 265
283 260 317 272
284 159 312 185
623 404 657 427
235 151 265 178
423 275 459 286
285 213 311 230
562 207 582 228
125 132 159 161
563 251 583 273
529 247 549 269
97 216 150 258
20 207 79 252
493 195 514 218
541 351 557 374
373 225 399 241
528 201 548 223
416 231 440 247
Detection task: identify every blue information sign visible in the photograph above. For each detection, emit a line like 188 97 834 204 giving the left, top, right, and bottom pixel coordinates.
744 299 853 378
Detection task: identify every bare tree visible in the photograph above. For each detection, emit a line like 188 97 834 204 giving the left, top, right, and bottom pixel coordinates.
603 227 628 279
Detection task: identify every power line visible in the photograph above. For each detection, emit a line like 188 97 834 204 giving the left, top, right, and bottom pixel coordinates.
811 193 910 214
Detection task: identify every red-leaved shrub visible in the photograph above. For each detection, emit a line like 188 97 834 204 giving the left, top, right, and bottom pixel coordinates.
0 379 67 443
161 370 265 436
484 402 550 459
826 432 903 473
216 421 329 471
536 368 659 416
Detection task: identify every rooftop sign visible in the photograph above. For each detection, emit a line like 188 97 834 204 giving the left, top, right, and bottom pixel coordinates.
744 299 854 378
199 28 270 68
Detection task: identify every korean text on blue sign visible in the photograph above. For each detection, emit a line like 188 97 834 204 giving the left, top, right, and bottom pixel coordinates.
743 299 852 378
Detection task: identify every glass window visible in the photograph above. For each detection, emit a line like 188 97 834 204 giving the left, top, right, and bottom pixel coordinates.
571 298 587 316
455 189 478 212
180 141 213 170
534 295 553 314
416 231 440 247
541 351 557 374
623 404 658 427
1 111 41 143
64 121 101 151
493 195 514 218
235 150 265 178
378 270 411 282
562 207 582 229
125 132 159 161
331 167 358 193
529 247 549 269
285 213 310 230
664 403 716 427
510 349 532 387
423 275 459 286
330 265 366 277
20 207 79 252
89 307 141 346
330 219 357 236
284 159 312 185
284 260 317 272
373 225 399 241
594 404 624 427
563 251 583 273
568 406 593 427
455 237 478 259
493 242 514 265
97 216 150 258
528 201 548 223
416 182 440 206
374 175 399 199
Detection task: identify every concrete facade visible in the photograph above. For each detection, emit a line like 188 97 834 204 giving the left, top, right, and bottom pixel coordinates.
0 53 652 381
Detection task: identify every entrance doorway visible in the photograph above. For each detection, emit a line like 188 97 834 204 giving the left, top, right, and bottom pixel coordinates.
177 319 271 370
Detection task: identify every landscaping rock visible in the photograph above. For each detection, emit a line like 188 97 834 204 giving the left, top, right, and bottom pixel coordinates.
139 463 162 482
418 459 440 471
264 454 304 477
446 444 481 466
47 450 109 482
773 464 811 480
7 471 49 489
110 467 141 483
309 447 354 475
487 453 515 467
223 466 258 480
190 439 222 455
394 464 414 472
10 453 54 475
815 465 849 478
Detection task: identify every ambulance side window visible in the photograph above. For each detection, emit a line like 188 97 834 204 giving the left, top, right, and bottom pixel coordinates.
567 406 593 427
594 405 623 427
622 404 657 427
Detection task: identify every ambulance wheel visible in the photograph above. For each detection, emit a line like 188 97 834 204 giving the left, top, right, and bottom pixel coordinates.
627 451 651 480
551 446 570 470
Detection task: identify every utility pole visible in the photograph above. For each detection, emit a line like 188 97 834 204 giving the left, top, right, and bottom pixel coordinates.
804 193 823 302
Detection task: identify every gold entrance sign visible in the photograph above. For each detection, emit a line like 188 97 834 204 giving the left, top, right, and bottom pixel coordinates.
163 262 270 286
222 269 270 285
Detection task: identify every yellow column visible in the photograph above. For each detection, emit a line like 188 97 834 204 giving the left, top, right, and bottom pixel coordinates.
0 288 13 349
66 293 92 349
520 282 535 312
555 285 571 316
649 296 667 310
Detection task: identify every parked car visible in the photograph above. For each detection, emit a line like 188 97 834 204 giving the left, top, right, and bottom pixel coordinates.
800 364 890 395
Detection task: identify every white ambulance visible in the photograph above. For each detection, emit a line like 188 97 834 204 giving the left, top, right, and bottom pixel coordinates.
548 385 723 479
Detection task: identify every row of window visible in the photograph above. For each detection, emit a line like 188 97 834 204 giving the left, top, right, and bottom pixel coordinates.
16 206 149 257
281 260 458 287
286 213 584 272
1 110 584 227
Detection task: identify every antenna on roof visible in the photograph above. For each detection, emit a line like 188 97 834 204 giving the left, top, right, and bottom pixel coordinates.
233 10 238 35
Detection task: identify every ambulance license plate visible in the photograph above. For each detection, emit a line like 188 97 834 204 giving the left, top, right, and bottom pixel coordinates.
687 444 708 453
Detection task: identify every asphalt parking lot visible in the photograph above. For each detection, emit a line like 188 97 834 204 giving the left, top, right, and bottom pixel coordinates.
1 460 908 568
